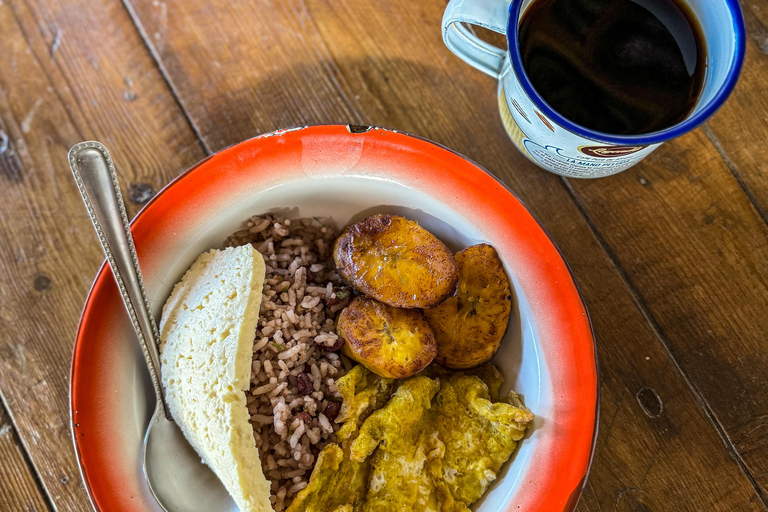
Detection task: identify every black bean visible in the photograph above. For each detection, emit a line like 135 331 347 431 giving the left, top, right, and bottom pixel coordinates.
297 372 314 396
324 401 341 422
296 411 312 426
320 337 344 353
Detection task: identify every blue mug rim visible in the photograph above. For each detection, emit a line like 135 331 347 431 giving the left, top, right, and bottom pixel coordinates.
505 0 747 146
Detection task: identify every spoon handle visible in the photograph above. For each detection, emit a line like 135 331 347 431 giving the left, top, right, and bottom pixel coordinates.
69 141 168 418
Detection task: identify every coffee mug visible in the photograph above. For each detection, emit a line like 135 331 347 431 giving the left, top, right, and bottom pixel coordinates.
442 0 746 178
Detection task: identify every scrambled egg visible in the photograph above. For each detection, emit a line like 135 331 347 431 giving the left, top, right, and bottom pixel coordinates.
287 365 534 512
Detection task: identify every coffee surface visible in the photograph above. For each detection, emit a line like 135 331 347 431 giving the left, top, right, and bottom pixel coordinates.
518 0 706 135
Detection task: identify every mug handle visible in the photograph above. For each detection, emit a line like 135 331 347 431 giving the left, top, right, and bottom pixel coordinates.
442 0 512 78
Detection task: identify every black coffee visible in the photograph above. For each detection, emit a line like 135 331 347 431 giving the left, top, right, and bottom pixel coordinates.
518 0 706 135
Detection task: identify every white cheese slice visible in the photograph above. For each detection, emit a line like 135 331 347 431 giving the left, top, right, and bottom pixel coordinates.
159 245 273 512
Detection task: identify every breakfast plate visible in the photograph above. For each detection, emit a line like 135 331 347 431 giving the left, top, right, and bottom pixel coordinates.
70 125 598 512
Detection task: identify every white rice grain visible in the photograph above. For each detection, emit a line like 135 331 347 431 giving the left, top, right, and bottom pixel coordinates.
227 214 348 511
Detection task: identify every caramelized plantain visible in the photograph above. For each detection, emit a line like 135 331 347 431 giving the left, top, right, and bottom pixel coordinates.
333 214 458 308
424 244 512 370
337 296 437 379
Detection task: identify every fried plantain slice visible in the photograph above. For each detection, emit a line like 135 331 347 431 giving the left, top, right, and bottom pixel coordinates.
338 296 437 379
333 214 458 308
424 244 512 370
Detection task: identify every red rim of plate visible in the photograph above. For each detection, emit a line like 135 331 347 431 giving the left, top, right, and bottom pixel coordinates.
70 124 599 512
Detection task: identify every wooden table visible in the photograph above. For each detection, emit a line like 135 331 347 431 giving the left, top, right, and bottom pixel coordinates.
1 0 767 510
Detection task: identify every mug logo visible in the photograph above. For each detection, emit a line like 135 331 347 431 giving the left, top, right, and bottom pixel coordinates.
579 145 647 158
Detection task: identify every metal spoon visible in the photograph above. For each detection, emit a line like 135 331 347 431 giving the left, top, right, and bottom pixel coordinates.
69 142 237 512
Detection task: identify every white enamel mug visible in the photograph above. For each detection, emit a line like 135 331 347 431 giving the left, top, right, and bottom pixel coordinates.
442 0 746 178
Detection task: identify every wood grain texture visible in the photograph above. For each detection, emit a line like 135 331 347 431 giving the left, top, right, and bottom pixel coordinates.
569 105 768 498
123 0 366 151
703 1 768 224
0 405 51 512
0 0 204 509
122 0 768 509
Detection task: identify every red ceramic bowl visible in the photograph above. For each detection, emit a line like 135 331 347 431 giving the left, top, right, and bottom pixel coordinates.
71 125 598 512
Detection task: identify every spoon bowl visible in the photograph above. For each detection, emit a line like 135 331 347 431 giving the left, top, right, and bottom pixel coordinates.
144 410 236 511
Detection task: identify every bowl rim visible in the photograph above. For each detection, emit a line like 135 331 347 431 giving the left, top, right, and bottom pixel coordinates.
70 124 599 512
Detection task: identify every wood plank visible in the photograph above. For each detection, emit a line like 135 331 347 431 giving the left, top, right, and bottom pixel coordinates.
703 1 768 224
568 119 768 495
122 0 366 151
122 0 768 509
0 404 51 512
656 0 768 490
0 0 205 509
